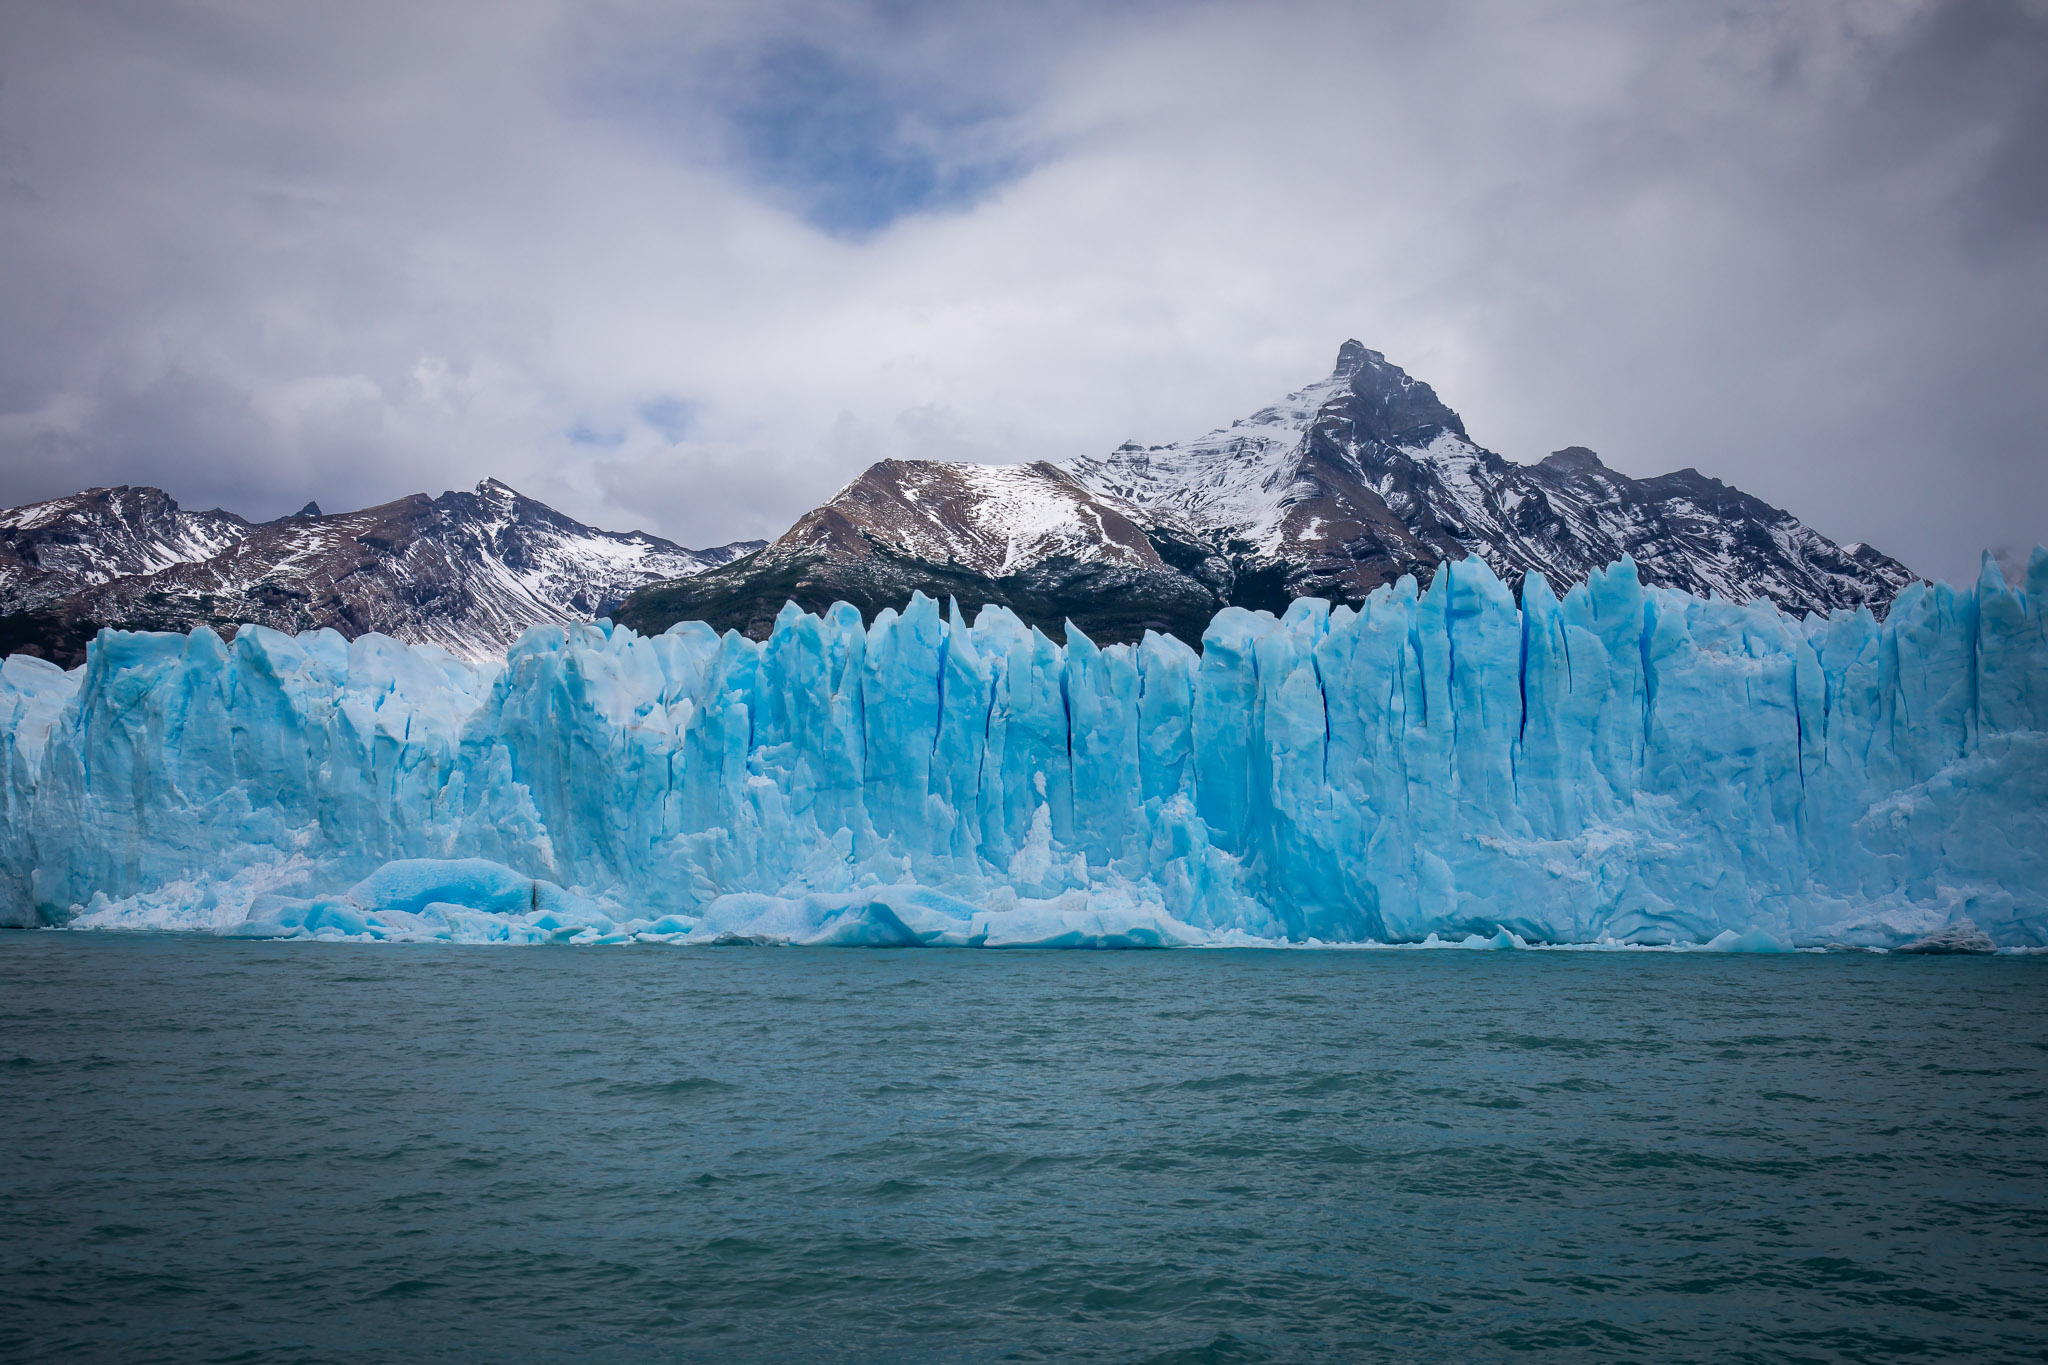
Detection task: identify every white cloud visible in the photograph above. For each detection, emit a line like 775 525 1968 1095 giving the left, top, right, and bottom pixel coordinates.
0 0 2040 578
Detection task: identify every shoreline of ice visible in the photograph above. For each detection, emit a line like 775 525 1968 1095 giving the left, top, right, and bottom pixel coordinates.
32 920 2046 955
28 855 2034 956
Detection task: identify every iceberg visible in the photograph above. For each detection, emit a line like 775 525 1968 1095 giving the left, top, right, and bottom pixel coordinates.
2 551 2044 949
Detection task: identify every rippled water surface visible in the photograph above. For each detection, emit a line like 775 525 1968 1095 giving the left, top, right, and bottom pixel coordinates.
3 936 2045 1362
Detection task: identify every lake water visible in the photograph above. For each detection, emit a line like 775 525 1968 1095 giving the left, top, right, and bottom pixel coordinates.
3 935 2045 1362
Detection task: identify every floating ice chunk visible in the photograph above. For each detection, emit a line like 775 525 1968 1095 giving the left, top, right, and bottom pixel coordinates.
1705 927 1793 953
1457 927 1529 950
1894 920 1997 955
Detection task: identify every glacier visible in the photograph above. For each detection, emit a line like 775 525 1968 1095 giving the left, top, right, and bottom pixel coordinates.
2 551 2044 949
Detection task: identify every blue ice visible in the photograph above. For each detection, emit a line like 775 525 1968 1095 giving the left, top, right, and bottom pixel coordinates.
3 550 2044 949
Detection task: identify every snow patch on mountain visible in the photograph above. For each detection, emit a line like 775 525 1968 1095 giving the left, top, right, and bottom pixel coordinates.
784 460 1163 578
1067 369 1356 556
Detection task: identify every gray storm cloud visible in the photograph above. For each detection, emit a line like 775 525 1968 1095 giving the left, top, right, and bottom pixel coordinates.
0 0 2042 583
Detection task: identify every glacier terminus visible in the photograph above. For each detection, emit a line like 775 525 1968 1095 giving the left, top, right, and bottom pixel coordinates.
2 551 2044 950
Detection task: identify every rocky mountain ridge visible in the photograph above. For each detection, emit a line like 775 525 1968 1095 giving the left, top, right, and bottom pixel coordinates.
0 480 761 665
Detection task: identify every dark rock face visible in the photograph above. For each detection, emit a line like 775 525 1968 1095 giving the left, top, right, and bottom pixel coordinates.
0 481 760 665
619 542 1220 647
623 343 1917 646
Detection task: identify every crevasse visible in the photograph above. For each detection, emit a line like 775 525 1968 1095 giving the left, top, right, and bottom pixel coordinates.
2 552 2044 948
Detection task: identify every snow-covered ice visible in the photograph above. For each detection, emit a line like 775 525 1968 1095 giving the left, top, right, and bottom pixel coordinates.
3 550 2044 949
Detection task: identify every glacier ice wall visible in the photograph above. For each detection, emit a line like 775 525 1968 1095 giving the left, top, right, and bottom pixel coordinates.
2 552 2044 948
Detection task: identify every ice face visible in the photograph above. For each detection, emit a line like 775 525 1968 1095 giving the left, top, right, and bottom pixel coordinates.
3 550 2044 948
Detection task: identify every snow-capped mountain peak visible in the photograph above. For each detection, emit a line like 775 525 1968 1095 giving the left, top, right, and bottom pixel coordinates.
0 486 251 614
1065 340 1477 560
1061 342 1913 618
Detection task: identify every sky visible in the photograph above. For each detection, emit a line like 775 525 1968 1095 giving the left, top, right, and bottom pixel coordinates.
0 0 2044 586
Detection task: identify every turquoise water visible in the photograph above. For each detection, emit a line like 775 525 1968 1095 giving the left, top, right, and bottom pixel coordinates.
2 937 2045 1362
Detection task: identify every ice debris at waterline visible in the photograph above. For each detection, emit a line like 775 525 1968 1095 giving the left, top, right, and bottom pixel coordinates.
2 552 2044 949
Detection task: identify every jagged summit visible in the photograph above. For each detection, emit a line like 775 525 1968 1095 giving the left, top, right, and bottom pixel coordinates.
1330 338 1375 378
620 342 1917 645
1326 343 1468 446
1540 446 1604 474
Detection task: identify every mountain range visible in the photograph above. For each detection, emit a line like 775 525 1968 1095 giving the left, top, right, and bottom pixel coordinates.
1 342 1917 663
616 342 1914 643
0 481 761 665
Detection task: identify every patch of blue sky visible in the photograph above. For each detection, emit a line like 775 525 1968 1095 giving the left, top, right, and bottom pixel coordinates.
565 423 627 448
563 6 1046 236
720 37 1031 238
637 396 695 443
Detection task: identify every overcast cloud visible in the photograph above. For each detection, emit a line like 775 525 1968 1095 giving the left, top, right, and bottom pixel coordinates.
0 0 2043 584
